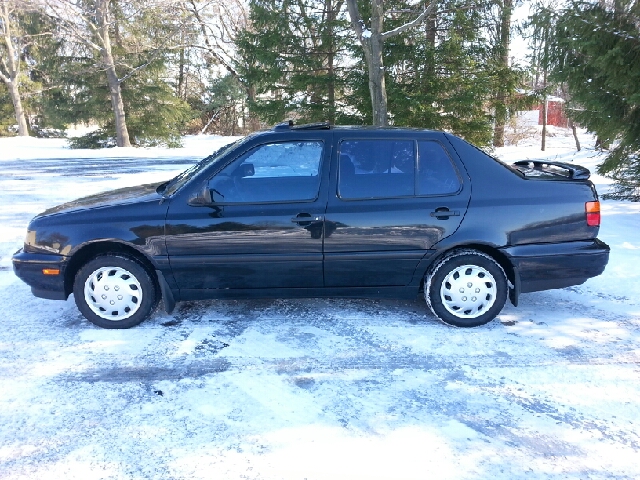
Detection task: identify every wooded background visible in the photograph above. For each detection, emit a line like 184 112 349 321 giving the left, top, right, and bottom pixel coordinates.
1 0 639 198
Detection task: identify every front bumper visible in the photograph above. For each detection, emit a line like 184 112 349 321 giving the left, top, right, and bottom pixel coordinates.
12 249 69 300
502 238 610 295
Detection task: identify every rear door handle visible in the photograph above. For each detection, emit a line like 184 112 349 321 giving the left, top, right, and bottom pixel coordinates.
291 213 323 225
430 208 459 220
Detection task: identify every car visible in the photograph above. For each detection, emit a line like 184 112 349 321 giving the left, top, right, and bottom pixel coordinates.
12 121 610 329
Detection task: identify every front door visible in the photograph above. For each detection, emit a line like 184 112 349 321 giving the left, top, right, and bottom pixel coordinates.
165 137 330 294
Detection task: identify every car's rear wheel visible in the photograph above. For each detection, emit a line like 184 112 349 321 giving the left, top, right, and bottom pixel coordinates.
73 254 157 329
425 250 507 327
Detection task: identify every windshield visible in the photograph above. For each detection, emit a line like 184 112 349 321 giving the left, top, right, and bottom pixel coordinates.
159 138 246 196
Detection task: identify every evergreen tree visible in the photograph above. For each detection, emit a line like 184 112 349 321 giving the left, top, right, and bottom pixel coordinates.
386 1 497 145
345 0 518 145
236 0 349 125
551 0 640 200
41 0 191 148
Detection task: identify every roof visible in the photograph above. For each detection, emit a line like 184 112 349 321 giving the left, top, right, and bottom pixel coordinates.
270 121 440 134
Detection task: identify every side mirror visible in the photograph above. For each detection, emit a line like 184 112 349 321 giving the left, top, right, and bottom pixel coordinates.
187 184 214 206
233 163 255 178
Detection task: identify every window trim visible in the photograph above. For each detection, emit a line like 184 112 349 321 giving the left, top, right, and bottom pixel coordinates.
336 138 463 201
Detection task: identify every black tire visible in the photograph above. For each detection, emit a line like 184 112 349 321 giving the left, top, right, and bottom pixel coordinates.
73 254 158 329
425 250 507 328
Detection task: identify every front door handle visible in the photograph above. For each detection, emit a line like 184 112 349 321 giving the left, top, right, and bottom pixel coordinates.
430 207 460 220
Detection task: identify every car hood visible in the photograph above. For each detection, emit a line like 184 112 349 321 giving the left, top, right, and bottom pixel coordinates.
38 182 165 217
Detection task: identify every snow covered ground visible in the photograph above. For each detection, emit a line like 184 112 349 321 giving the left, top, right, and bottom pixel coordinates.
0 130 639 479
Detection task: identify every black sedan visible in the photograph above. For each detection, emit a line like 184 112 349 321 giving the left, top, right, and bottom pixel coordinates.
13 122 610 328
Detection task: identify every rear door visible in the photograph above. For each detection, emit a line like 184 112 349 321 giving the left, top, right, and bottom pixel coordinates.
323 132 471 287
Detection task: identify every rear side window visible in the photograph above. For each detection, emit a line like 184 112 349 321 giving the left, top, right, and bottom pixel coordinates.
418 141 461 195
338 140 415 199
338 139 460 199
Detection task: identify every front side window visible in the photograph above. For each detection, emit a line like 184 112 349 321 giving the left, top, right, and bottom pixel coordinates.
338 140 415 199
208 141 323 203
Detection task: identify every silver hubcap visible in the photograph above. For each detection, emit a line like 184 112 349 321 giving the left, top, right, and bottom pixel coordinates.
440 264 497 319
84 266 142 321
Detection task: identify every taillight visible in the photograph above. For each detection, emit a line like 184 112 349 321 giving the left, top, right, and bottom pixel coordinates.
586 201 600 226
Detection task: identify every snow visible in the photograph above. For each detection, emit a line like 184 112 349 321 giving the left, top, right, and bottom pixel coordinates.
1 130 639 479
0 134 237 161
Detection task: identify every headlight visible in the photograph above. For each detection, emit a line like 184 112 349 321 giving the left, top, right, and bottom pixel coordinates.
25 230 36 247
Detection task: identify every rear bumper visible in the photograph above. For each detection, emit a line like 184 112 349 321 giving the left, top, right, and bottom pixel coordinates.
12 249 69 300
501 238 610 294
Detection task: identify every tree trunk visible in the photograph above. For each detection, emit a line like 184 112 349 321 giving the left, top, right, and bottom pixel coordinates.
326 0 336 124
368 0 388 126
426 7 436 47
347 0 436 127
541 96 547 151
6 78 28 136
541 37 548 152
327 51 335 123
178 38 186 100
346 0 388 126
96 0 131 147
247 85 261 132
421 6 436 96
1 0 29 136
569 119 581 151
560 83 580 152
493 0 512 147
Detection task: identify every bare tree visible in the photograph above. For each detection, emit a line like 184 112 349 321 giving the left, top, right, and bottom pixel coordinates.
182 0 257 130
38 0 132 146
184 0 246 77
346 0 438 126
0 0 33 136
40 0 189 147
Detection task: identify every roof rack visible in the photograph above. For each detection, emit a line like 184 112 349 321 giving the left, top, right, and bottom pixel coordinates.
273 120 332 131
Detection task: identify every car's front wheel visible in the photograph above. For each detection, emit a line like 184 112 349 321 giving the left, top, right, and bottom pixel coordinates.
73 254 157 329
425 250 508 327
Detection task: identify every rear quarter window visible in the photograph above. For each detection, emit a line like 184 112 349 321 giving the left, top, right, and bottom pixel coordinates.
417 141 461 195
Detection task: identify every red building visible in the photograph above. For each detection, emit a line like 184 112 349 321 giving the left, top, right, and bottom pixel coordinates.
536 98 568 128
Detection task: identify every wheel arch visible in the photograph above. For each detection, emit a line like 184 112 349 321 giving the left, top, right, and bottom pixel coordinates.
421 243 517 300
64 241 159 298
